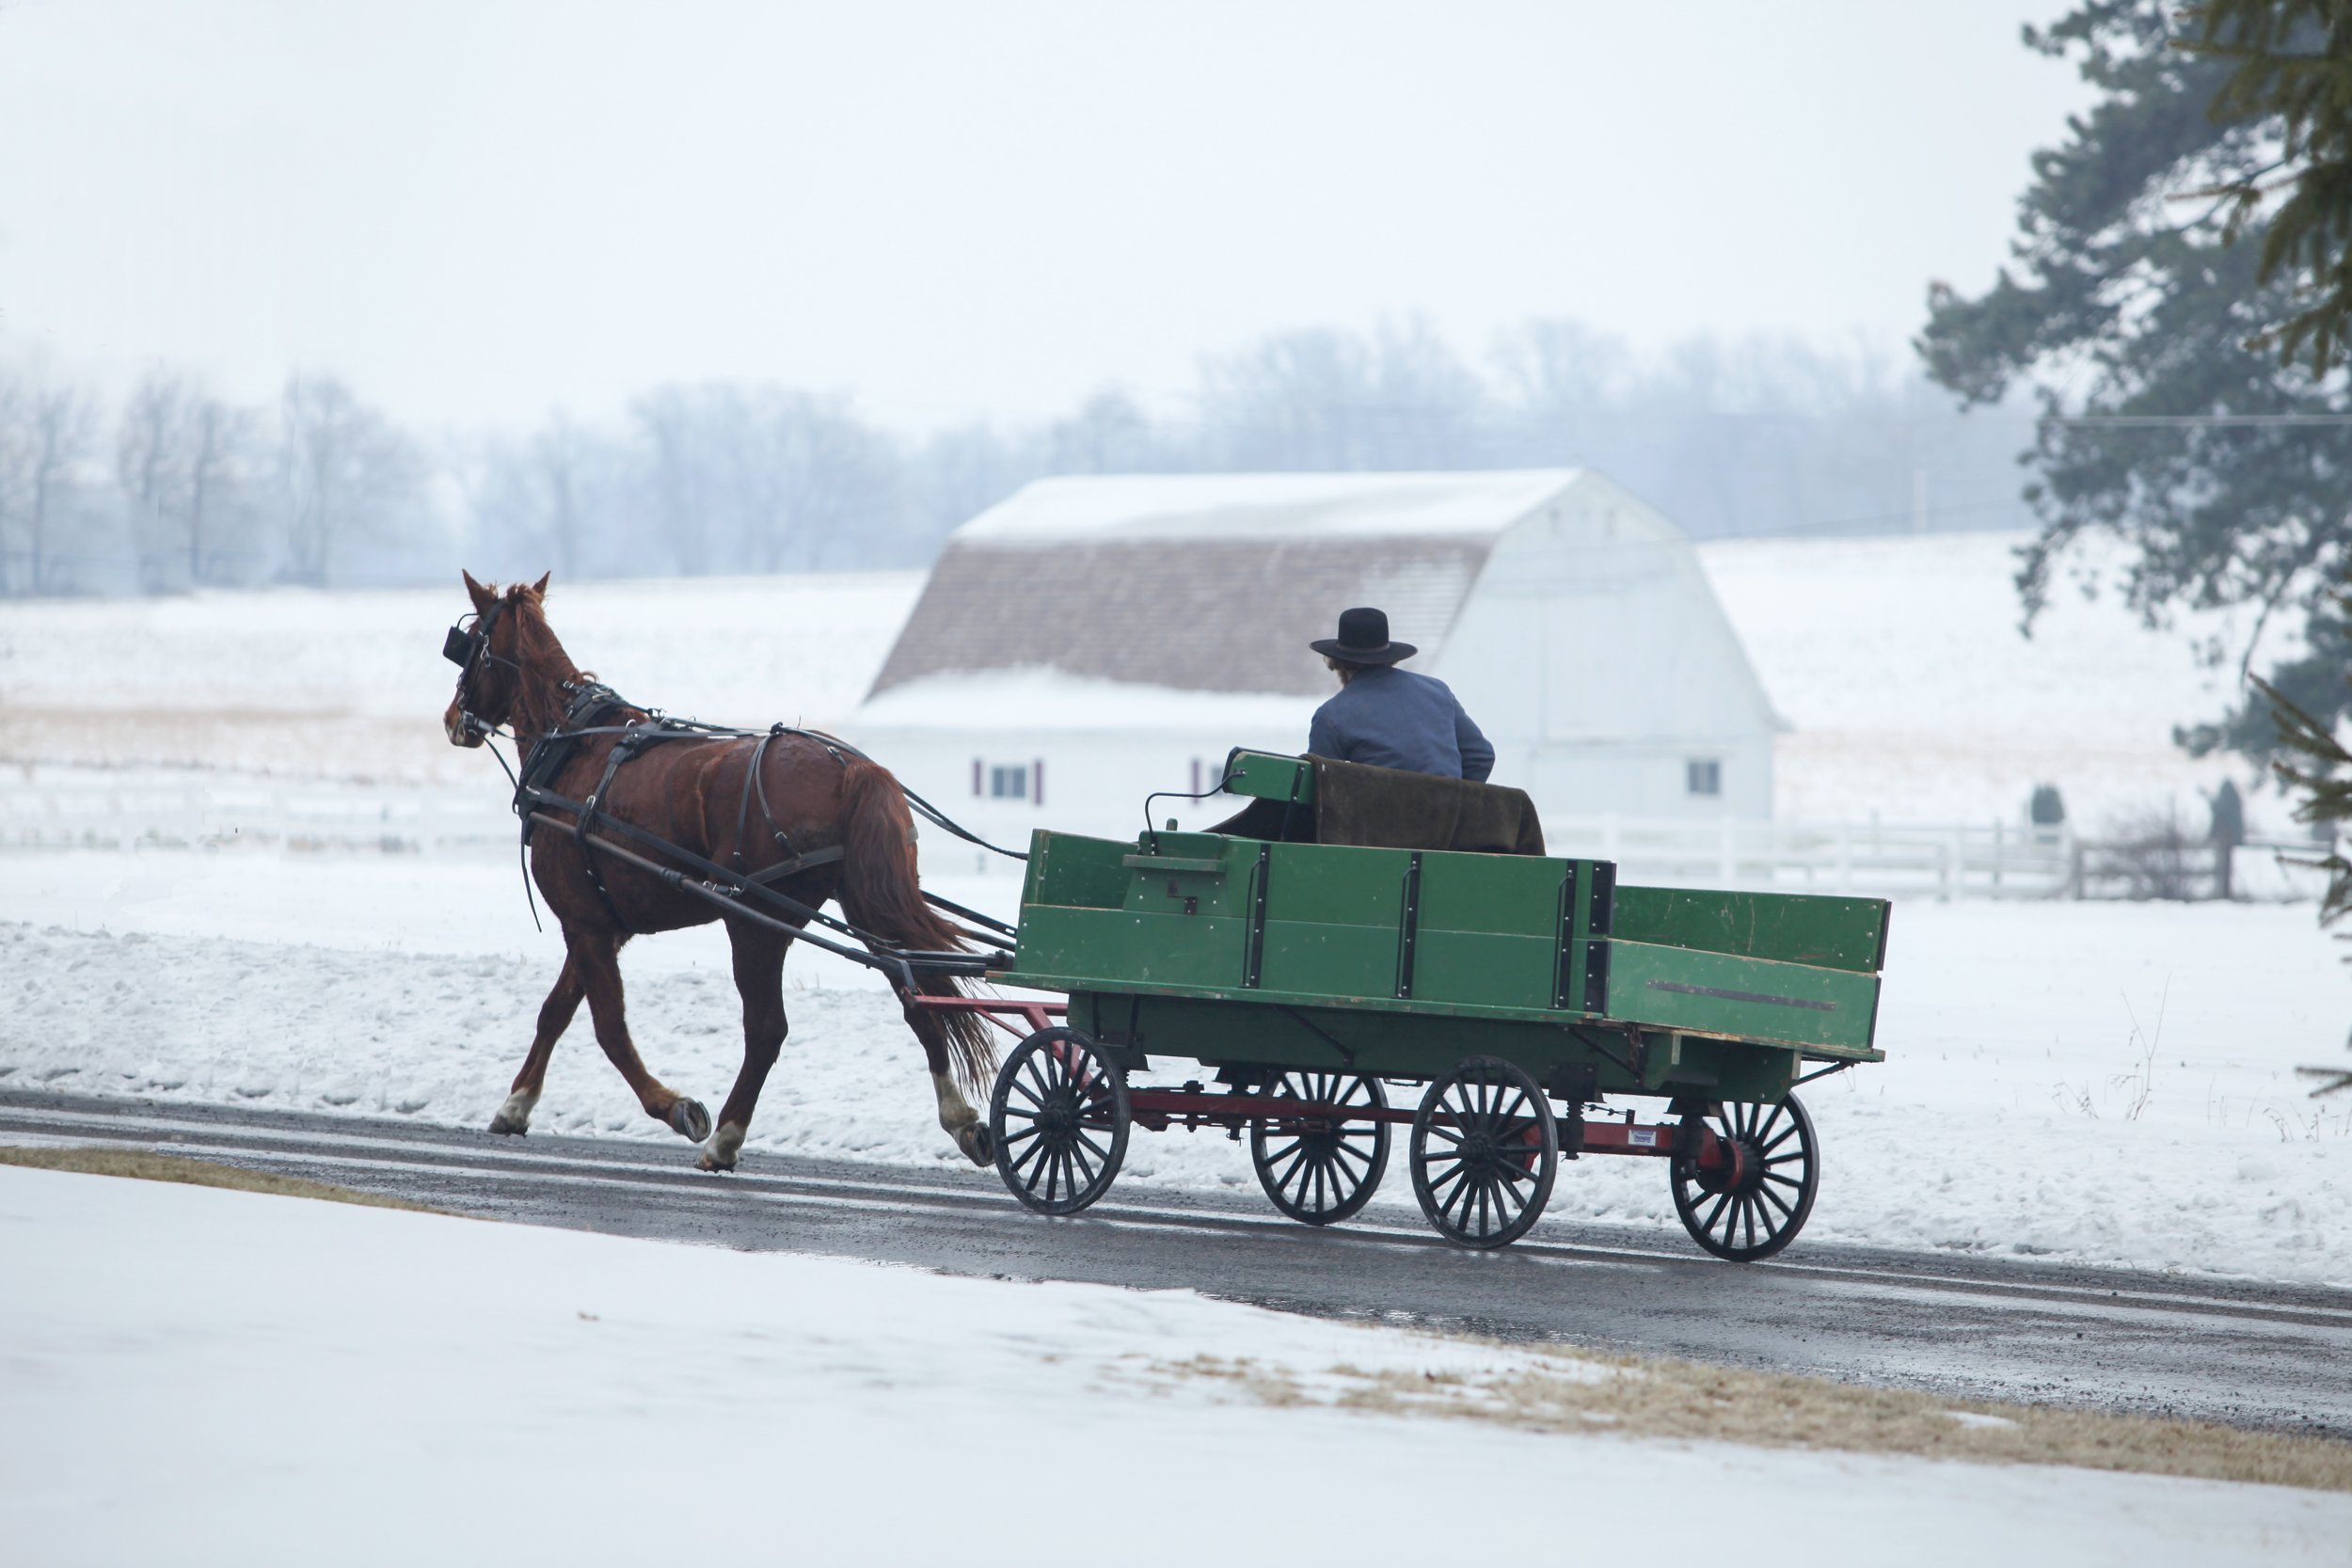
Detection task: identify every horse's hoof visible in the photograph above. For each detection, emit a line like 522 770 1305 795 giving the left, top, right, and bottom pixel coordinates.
487 1090 538 1136
668 1098 712 1142
957 1120 994 1167
699 1123 745 1172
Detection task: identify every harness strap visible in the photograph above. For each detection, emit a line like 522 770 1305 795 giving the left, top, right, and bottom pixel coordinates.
752 727 800 851
572 728 641 934
745 844 846 884
526 785 870 946
730 732 770 869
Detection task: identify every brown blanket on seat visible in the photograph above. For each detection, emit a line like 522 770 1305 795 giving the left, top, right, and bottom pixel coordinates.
1209 756 1545 855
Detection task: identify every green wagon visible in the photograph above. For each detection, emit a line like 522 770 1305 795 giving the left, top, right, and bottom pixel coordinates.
958 752 1889 1259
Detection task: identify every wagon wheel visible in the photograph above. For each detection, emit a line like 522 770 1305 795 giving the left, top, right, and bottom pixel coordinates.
989 1027 1131 1217
1249 1072 1391 1226
1409 1056 1558 1249
1671 1094 1819 1262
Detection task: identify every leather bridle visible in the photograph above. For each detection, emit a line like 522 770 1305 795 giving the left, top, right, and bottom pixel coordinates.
444 598 524 741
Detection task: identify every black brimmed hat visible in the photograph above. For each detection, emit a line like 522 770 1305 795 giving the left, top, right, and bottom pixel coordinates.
1311 607 1415 666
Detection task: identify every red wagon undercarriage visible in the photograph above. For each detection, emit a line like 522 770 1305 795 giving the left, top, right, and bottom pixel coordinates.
908 994 1760 1192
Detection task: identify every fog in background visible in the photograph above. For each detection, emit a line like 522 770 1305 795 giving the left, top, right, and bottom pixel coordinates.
0 0 2083 593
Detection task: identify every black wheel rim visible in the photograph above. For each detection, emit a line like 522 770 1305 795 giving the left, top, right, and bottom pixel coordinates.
1671 1094 1818 1262
1410 1056 1557 1249
989 1028 1129 1217
1250 1072 1390 1226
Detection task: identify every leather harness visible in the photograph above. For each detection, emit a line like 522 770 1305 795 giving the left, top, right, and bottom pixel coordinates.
516 682 861 936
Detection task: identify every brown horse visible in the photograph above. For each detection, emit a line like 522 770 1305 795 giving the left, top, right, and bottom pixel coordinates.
441 571 996 1171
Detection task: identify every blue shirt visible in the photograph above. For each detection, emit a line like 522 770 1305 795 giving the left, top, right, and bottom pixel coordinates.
1307 666 1495 782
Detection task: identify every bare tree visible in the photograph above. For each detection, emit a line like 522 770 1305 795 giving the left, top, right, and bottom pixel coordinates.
1046 388 1163 475
633 386 721 575
179 393 255 584
629 385 901 574
467 411 625 578
116 371 187 565
275 374 422 585
531 412 593 578
1195 319 1488 471
906 422 1041 548
736 389 894 572
120 373 258 588
0 369 101 595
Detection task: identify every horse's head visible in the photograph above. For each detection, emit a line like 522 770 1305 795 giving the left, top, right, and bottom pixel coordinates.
443 570 550 746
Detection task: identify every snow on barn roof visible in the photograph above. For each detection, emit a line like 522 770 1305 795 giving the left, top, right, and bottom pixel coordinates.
867 470 1581 700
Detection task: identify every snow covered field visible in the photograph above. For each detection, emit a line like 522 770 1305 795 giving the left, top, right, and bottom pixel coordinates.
1702 531 2262 827
2 845 2344 1285
0 530 2285 831
4 1164 2344 1567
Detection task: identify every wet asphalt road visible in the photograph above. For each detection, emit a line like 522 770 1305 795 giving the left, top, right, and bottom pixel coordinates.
6 1085 2348 1440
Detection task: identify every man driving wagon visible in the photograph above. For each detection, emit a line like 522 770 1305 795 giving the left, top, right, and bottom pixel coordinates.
1307 607 1495 783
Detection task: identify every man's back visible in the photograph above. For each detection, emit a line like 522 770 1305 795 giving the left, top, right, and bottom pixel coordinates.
1307 665 1494 781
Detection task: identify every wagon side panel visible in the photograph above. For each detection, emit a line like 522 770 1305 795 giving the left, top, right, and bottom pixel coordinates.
1598 939 1882 1054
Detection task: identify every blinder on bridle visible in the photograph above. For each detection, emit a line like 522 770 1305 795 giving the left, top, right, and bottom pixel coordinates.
444 598 516 739
442 620 484 670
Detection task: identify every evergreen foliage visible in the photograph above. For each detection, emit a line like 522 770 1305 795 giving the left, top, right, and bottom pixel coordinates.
2258 615 2352 1093
1917 0 2352 757
2179 1 2352 376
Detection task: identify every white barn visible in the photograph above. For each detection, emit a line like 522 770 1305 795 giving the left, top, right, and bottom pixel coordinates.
844 470 1779 859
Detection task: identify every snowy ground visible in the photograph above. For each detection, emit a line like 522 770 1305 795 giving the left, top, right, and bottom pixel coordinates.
1701 531 2266 827
2 844 2345 1286
3 1164 2344 1568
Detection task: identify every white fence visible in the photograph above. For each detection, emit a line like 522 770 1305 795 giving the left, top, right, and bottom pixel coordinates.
0 768 2321 902
1542 813 2068 899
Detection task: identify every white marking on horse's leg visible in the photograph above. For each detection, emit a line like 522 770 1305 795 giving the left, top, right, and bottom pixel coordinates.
487 1088 540 1135
698 1121 746 1172
932 1070 989 1164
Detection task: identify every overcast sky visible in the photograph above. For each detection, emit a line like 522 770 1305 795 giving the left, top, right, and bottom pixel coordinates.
0 0 2090 435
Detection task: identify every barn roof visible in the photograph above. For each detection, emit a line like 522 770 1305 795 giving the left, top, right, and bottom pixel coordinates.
866 470 1581 700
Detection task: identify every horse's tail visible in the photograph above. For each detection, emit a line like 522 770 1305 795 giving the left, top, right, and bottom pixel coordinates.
838 759 999 1098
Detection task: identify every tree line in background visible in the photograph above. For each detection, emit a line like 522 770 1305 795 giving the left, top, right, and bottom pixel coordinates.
0 318 2035 598
0 366 426 596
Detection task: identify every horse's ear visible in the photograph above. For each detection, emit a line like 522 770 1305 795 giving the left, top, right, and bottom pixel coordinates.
528 572 550 601
461 570 495 612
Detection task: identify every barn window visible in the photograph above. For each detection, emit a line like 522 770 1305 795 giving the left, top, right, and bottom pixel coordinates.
989 764 1029 800
1686 759 1722 798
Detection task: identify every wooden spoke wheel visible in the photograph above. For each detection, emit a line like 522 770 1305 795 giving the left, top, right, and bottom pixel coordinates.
1671 1094 1819 1261
989 1027 1130 1216
1409 1055 1558 1249
1249 1072 1391 1226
